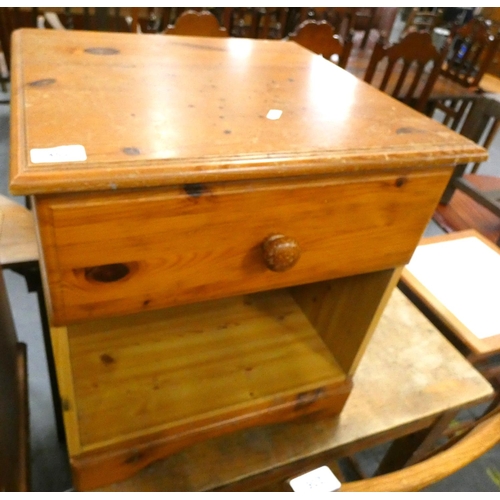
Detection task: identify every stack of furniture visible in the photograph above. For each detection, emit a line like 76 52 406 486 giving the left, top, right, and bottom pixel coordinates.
8 27 487 491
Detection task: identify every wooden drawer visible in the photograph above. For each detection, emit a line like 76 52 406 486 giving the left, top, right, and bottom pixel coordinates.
35 170 450 325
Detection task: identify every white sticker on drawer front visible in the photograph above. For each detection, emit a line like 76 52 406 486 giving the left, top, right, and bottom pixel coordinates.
30 145 87 163
289 466 341 492
266 109 283 120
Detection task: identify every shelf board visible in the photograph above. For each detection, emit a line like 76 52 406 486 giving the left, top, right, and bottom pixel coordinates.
66 288 349 451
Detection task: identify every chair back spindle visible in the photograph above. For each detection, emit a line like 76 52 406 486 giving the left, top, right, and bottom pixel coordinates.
364 31 450 113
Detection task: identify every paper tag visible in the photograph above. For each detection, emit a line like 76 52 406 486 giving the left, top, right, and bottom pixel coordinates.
289 466 341 492
30 145 87 164
266 109 283 120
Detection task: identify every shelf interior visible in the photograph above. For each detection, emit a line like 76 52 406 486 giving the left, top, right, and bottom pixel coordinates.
66 288 348 450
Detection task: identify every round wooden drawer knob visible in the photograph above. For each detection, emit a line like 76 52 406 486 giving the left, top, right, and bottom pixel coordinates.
262 234 301 272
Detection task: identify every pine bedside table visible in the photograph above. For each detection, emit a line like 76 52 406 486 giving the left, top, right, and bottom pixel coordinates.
9 29 487 490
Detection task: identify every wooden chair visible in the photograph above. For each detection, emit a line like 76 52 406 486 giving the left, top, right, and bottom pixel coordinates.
399 230 500 462
164 9 228 38
288 20 353 69
295 7 356 42
364 31 450 113
339 410 500 491
0 7 138 78
442 17 500 89
435 95 500 245
223 8 288 39
430 18 500 130
0 267 29 492
0 195 65 442
404 8 444 35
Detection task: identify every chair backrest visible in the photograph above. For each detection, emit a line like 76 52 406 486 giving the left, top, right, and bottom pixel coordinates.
288 20 353 69
224 7 288 39
364 31 450 112
61 7 137 33
441 17 500 88
0 268 29 492
339 410 500 491
0 7 39 71
164 9 228 38
439 95 500 221
0 7 137 71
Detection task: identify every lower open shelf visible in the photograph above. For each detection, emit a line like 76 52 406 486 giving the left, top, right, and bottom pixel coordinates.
61 287 353 489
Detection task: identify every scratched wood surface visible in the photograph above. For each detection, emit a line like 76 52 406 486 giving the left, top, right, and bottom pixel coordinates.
9 29 486 195
56 288 351 489
94 288 494 492
35 171 449 325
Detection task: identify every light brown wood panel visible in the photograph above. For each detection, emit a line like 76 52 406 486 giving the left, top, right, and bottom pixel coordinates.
292 267 401 375
9 29 486 196
0 195 38 266
36 170 451 325
58 288 351 489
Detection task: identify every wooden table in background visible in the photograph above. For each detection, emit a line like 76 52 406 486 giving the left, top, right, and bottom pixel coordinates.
9 29 487 490
96 289 493 492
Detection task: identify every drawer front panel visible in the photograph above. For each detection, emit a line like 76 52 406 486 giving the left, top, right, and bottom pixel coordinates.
35 171 450 325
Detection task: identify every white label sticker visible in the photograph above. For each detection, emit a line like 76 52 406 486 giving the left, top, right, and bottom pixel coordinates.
266 109 283 120
289 466 341 492
30 145 87 164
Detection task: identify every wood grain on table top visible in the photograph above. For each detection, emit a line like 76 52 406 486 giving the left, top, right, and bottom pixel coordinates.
10 29 486 195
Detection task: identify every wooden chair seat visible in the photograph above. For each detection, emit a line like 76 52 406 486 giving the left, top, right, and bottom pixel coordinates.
0 195 38 267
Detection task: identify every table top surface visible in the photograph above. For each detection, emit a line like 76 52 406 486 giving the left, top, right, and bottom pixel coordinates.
10 29 486 195
96 288 493 491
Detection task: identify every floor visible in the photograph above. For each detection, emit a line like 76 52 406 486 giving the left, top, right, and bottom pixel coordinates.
1 16 500 492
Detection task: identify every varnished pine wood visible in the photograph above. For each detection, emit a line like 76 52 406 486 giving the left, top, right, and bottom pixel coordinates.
94 289 494 492
35 171 451 325
9 30 491 491
55 289 351 489
0 195 38 266
292 268 401 375
9 29 486 195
